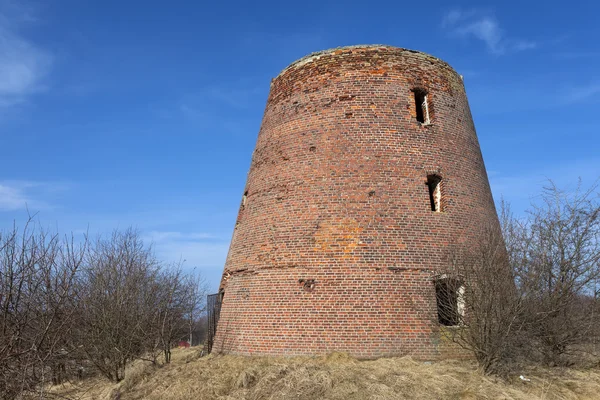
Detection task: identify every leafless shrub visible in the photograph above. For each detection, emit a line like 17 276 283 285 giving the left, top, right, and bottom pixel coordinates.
441 180 600 372
154 266 206 364
514 181 600 365
0 218 86 398
74 229 162 382
0 218 207 398
438 218 523 375
72 229 207 382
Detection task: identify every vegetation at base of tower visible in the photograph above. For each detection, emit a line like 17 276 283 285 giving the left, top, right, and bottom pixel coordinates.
439 180 600 375
48 347 600 400
0 223 206 398
1 181 599 398
438 218 520 375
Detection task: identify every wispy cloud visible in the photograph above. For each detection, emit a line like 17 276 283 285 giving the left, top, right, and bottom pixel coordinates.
143 230 228 290
469 79 600 116
564 83 600 104
0 180 65 211
144 231 217 243
180 85 265 117
0 1 51 108
204 86 264 109
0 183 33 210
442 9 536 55
553 51 600 60
513 40 537 51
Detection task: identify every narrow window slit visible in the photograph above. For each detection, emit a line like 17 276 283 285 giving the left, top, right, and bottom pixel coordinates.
413 89 431 124
240 191 248 212
427 175 442 212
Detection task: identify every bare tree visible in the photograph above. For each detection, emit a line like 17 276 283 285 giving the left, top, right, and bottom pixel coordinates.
0 220 208 396
515 181 600 364
153 266 206 364
154 267 186 364
440 180 600 372
72 229 207 380
438 218 523 375
183 271 207 349
0 218 85 398
75 229 160 382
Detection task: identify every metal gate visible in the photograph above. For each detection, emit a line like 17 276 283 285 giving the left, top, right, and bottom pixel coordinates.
206 292 222 354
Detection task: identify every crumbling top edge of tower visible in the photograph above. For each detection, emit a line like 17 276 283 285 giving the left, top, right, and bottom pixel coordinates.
273 44 459 82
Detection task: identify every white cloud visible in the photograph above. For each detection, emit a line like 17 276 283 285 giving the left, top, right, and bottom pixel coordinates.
564 83 600 104
457 17 503 53
442 10 466 27
179 85 264 119
513 40 537 51
0 183 32 210
144 230 229 290
0 1 51 107
442 9 536 55
554 51 600 60
158 240 228 292
206 86 263 109
144 231 217 243
0 180 58 211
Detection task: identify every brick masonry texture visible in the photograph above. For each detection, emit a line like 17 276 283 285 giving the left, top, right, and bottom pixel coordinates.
213 45 500 359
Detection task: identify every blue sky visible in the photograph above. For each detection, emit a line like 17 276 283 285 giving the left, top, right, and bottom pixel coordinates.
1 0 598 291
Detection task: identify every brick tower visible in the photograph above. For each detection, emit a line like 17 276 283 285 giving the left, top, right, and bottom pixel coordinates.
211 45 500 359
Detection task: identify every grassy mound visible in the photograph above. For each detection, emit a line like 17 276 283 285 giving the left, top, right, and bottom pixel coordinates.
50 348 600 399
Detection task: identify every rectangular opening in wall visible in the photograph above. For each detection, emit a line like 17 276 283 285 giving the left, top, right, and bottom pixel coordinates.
413 89 430 124
435 278 462 326
427 175 442 212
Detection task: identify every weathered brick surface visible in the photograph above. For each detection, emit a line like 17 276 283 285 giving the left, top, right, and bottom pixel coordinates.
213 45 500 359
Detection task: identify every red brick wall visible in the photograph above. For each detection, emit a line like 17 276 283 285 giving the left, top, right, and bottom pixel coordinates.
213 45 500 359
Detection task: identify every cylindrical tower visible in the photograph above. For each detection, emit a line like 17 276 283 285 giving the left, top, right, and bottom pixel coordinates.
213 45 499 359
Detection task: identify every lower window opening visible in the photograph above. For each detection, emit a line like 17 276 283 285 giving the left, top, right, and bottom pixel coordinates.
435 277 463 326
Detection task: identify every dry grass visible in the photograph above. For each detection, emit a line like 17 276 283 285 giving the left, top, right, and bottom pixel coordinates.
49 348 600 400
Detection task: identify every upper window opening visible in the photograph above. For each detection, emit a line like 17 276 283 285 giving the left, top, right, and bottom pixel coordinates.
242 191 248 207
435 277 463 326
427 175 442 212
413 89 431 125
